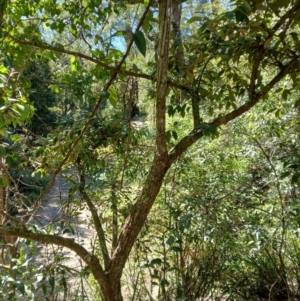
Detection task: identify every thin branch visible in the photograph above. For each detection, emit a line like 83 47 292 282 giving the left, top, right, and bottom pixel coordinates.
250 137 282 200
7 39 190 92
0 211 26 227
76 159 111 271
0 161 19 197
191 91 201 129
33 112 54 132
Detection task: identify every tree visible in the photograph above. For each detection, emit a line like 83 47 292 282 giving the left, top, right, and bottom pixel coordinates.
1 0 300 300
23 59 58 136
0 57 33 263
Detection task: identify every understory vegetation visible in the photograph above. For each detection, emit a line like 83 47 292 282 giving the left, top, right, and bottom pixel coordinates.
1 0 300 300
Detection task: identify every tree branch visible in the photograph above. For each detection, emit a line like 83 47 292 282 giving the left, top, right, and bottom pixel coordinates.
271 0 300 34
168 57 300 165
0 226 107 286
76 160 111 271
9 37 191 93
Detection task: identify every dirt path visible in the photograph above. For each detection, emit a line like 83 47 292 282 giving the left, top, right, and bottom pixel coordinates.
31 169 97 298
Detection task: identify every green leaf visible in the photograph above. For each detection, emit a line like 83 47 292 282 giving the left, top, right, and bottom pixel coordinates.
42 283 47 295
167 105 176 117
195 54 204 63
186 71 194 84
160 279 170 286
0 65 8 74
170 246 182 252
63 227 72 234
100 91 110 99
255 3 266 10
108 86 118 107
150 258 162 265
0 145 6 156
166 130 171 142
292 173 300 184
235 9 249 23
132 64 139 72
61 276 67 289
290 32 299 43
166 236 174 246
172 130 178 140
20 76 31 88
49 276 55 292
180 213 193 220
187 16 201 24
241 0 251 12
70 55 76 64
280 171 290 179
294 98 300 109
133 31 147 57
264 38 272 49
200 20 209 32
282 89 289 100
225 11 235 20
16 282 25 295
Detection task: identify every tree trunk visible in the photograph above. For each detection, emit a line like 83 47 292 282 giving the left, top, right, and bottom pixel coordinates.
0 160 4 226
171 3 184 73
0 136 5 226
0 155 18 261
104 278 123 301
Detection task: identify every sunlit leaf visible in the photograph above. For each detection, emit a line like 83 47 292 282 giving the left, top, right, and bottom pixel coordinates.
108 86 118 107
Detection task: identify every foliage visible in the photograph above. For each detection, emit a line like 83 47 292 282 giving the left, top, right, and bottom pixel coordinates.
0 61 33 138
0 0 300 300
23 59 58 136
